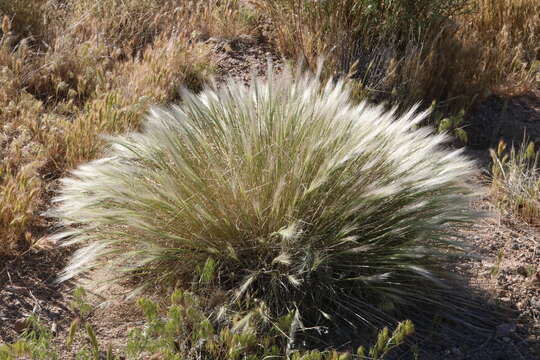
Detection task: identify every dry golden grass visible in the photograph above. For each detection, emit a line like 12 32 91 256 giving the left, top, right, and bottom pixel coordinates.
0 0 251 255
0 0 51 39
472 0 539 62
258 0 539 111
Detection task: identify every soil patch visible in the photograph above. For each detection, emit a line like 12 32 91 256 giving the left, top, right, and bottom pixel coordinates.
466 91 540 150
0 248 73 343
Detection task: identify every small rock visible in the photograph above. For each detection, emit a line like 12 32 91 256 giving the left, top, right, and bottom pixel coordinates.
502 336 512 343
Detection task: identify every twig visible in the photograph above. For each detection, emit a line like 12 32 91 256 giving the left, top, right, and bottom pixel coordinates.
6 268 13 286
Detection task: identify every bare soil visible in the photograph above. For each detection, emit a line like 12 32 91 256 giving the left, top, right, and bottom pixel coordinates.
466 91 540 150
0 249 72 343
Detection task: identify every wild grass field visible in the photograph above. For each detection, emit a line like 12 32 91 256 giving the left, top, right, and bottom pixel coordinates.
0 0 539 359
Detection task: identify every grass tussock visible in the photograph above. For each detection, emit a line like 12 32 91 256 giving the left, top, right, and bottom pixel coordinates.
52 68 479 334
490 140 540 224
0 0 250 255
258 0 539 112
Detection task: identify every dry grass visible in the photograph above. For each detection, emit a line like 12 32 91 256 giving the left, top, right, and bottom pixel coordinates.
490 140 540 224
0 0 51 39
0 0 249 255
258 0 539 111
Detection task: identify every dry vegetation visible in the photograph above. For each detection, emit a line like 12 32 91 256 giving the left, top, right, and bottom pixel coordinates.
0 0 537 256
0 0 539 358
0 0 253 255
490 140 540 224
258 0 539 111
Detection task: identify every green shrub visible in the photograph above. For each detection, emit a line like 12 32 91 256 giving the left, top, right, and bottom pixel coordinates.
51 68 477 333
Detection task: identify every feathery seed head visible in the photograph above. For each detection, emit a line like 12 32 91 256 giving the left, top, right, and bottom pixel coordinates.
52 67 478 333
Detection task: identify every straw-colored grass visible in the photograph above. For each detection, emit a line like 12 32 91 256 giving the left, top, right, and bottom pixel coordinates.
490 140 540 224
257 0 539 111
0 0 248 255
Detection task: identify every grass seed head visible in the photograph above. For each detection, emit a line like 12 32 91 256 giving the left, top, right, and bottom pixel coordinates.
52 67 479 333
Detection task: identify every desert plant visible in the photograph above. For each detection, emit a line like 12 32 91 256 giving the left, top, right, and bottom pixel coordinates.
0 0 50 39
0 315 58 360
490 139 540 223
51 67 478 334
472 0 540 63
430 101 468 143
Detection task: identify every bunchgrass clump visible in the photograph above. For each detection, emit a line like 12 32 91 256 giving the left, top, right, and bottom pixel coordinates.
52 67 479 335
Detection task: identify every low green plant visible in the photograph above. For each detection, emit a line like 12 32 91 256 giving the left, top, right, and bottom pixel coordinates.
52 67 479 336
430 101 468 143
70 287 94 319
490 249 505 279
0 315 58 360
0 289 415 359
526 264 536 278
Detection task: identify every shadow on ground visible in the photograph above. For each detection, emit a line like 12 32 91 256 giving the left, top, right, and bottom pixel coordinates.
0 249 74 343
466 91 540 150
